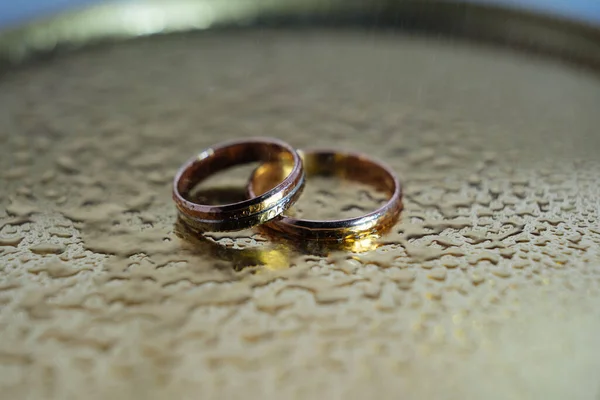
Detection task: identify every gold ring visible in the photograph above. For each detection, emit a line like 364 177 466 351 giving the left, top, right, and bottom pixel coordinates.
247 149 402 240
173 138 304 232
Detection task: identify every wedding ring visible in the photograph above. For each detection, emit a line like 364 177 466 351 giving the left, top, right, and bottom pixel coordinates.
247 149 402 240
173 138 304 232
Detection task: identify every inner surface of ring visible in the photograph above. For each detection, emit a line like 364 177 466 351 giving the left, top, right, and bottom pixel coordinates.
250 151 395 219
178 142 294 205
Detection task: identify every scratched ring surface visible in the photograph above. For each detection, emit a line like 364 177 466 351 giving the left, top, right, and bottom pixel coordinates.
173 137 305 232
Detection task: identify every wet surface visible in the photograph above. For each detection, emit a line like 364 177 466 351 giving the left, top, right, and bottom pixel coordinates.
1 30 600 399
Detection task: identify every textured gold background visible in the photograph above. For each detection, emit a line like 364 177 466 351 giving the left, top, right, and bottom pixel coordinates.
1 10 600 400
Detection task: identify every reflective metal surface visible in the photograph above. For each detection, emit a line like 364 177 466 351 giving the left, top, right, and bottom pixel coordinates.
173 137 305 232
0 1 599 399
248 149 402 241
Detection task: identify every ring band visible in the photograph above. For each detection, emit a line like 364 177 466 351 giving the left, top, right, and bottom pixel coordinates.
247 149 402 240
173 138 304 232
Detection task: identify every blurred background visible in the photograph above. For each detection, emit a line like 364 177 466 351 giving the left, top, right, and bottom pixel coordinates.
1 0 599 28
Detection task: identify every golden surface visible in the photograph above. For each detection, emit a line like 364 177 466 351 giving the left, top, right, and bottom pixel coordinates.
1 5 600 400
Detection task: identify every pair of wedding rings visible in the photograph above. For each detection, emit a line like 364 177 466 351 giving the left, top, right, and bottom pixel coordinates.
173 138 402 241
